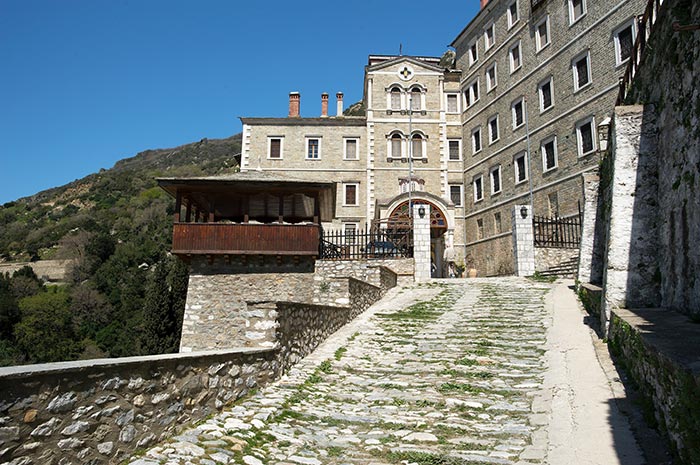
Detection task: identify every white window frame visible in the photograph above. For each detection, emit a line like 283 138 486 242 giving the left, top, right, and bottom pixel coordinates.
511 97 525 130
538 76 554 113
485 62 498 92
576 116 597 157
541 135 558 172
488 115 500 144
490 165 502 195
468 40 479 66
409 87 424 111
514 151 528 185
484 22 495 51
343 222 359 244
343 137 360 160
572 50 592 92
507 0 519 29
342 182 360 206
568 0 587 26
449 184 463 207
388 86 403 111
447 139 462 161
473 175 484 203
267 136 284 160
535 15 551 52
388 133 404 159
614 20 636 67
471 126 482 155
509 40 522 74
410 133 427 159
446 93 460 114
306 137 322 160
464 78 480 108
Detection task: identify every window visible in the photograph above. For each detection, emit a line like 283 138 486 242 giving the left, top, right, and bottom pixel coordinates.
473 175 484 202
509 41 522 73
512 98 524 129
411 134 424 158
390 87 402 110
344 138 359 160
306 138 321 159
494 212 502 234
490 165 502 194
507 1 519 28
576 117 596 156
488 115 499 144
548 191 560 217
476 218 485 240
538 77 554 112
569 0 587 24
449 184 463 206
343 183 359 206
410 88 422 111
472 127 482 154
484 23 495 51
536 16 550 51
390 133 403 158
268 137 283 159
572 52 591 90
486 62 497 92
468 40 478 66
446 93 459 113
448 139 461 161
343 223 358 244
614 22 635 66
464 79 479 107
541 136 558 171
514 152 528 184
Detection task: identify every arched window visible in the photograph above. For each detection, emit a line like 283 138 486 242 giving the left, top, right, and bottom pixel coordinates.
390 87 402 110
410 87 422 111
411 134 423 158
391 133 403 158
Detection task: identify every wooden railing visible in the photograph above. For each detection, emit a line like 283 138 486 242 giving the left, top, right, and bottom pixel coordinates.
617 0 667 104
172 223 321 256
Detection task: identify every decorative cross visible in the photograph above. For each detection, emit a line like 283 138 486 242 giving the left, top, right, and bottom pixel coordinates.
400 67 412 79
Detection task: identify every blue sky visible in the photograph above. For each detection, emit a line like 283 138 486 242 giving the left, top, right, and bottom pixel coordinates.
0 1 477 204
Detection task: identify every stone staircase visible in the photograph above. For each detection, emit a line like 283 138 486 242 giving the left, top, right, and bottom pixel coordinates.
538 256 579 278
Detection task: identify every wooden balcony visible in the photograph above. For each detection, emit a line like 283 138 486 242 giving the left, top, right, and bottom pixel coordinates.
172 223 321 256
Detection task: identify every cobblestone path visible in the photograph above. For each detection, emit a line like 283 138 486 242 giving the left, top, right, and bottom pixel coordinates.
130 278 553 465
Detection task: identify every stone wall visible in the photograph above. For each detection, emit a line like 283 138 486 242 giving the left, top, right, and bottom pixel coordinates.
626 0 700 318
534 247 578 275
608 308 700 464
0 260 76 283
180 256 315 352
313 260 398 306
0 349 277 465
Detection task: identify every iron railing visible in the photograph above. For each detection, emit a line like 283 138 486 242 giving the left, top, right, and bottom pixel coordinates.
533 209 583 249
617 0 667 104
320 225 413 260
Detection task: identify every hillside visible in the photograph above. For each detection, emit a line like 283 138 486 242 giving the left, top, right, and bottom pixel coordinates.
0 134 241 366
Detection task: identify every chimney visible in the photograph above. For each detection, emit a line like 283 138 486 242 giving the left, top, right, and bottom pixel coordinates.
480 0 489 9
336 92 344 116
321 93 329 117
288 92 300 117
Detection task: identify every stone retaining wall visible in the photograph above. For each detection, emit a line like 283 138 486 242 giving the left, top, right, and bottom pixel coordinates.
313 261 397 306
0 260 76 283
534 248 578 275
0 349 276 465
608 308 700 464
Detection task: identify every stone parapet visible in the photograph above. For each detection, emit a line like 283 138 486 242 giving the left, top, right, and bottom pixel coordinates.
0 349 276 465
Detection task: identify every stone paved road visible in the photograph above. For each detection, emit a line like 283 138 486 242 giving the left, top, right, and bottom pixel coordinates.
129 278 555 465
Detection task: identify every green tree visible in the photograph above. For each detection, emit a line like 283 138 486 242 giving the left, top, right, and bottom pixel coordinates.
141 257 187 354
0 273 19 340
14 288 79 363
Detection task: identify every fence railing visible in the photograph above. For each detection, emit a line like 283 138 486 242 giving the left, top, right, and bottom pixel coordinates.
533 211 583 249
320 226 413 260
617 0 667 104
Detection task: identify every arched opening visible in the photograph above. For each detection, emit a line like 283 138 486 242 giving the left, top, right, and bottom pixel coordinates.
390 87 402 110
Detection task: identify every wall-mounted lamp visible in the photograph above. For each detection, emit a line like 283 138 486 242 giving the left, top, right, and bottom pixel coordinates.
418 206 426 218
598 117 611 152
520 205 528 219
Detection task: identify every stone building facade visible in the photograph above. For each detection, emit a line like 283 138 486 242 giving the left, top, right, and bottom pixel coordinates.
240 0 646 276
